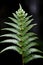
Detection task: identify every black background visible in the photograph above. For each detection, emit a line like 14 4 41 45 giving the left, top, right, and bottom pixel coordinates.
0 0 43 65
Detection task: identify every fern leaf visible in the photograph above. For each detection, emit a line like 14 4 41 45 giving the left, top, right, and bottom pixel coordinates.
0 39 21 47
23 48 43 57
23 44 39 57
0 46 22 54
4 22 20 30
22 32 37 41
0 34 20 41
23 42 38 49
12 13 18 19
23 37 38 45
24 19 34 27
22 24 37 36
23 15 33 24
24 54 43 64
2 28 20 34
8 17 19 24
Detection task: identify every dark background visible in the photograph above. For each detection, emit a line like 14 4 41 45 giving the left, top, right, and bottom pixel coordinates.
0 0 43 65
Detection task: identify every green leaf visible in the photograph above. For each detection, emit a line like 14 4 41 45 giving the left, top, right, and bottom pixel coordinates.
2 28 20 35
24 19 34 27
0 46 22 54
8 17 19 25
22 15 32 26
23 48 43 57
22 24 37 35
29 48 43 54
23 37 38 45
0 39 21 47
0 34 20 41
4 22 20 30
24 15 32 23
12 13 18 19
23 42 37 50
22 32 37 41
24 54 43 64
24 13 28 18
19 4 22 10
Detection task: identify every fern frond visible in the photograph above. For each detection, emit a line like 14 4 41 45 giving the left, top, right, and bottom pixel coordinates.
0 4 43 65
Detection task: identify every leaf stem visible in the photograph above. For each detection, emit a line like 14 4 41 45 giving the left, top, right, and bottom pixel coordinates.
22 53 24 65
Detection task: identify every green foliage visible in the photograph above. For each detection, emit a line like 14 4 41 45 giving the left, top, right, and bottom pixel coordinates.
0 4 43 65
